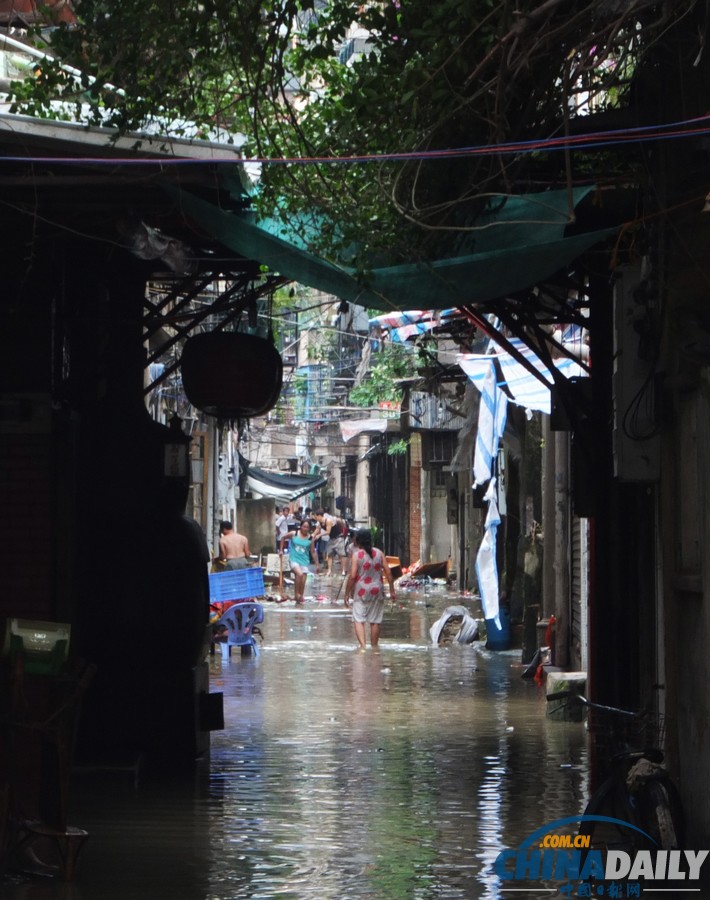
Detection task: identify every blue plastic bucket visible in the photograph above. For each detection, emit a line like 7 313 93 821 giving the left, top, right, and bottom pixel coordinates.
485 607 511 650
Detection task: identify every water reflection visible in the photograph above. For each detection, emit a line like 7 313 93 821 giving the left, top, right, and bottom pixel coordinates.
3 588 590 900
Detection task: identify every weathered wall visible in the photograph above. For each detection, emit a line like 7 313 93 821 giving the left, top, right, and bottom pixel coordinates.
0 261 62 624
236 497 277 557
0 238 211 773
663 381 710 846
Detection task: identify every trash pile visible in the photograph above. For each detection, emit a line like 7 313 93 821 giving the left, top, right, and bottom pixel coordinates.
394 558 452 591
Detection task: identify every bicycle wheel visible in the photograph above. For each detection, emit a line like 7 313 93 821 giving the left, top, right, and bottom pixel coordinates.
638 778 685 850
579 775 652 853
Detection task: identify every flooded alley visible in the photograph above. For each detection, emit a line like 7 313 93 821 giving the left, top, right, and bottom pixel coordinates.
4 587 590 900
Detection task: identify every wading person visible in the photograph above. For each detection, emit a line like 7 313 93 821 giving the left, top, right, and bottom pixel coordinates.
216 520 250 570
280 518 317 604
275 505 290 551
326 516 350 576
344 528 396 649
314 508 334 573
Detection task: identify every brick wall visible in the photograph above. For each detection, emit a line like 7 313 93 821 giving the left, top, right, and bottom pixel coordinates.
409 434 422 565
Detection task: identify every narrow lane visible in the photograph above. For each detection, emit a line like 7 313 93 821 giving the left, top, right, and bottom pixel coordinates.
5 587 590 899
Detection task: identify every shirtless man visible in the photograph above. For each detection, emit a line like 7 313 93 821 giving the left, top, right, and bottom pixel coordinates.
216 520 250 569
315 509 348 576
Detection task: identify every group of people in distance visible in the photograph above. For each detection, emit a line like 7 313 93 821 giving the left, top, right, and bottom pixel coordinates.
276 505 396 648
213 508 396 647
276 507 350 578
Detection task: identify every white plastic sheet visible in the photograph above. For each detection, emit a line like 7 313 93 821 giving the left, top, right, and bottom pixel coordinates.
429 606 480 645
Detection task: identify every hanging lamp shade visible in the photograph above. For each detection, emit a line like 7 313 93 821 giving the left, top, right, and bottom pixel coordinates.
180 331 283 418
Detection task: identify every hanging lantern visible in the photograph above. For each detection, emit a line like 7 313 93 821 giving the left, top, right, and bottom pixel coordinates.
180 331 283 418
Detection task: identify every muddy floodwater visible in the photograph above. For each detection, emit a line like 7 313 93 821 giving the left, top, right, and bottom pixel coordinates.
4 585 592 900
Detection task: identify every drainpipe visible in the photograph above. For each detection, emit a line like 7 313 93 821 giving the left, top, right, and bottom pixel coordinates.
554 430 570 668
209 421 220 554
355 434 370 524
542 416 556 620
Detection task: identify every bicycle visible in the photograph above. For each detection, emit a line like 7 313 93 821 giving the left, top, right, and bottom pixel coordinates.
546 689 685 854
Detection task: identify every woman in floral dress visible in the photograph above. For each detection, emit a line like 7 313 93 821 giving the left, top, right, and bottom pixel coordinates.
344 528 396 649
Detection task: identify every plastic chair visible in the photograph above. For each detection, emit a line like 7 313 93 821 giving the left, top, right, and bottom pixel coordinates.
217 602 264 658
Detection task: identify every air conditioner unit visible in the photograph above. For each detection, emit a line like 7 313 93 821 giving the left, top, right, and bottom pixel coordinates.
3 618 71 675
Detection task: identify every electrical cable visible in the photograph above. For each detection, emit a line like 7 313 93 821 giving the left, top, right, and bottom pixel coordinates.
2 114 710 167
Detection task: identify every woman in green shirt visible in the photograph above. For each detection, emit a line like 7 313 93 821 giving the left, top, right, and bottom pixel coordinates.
280 519 317 603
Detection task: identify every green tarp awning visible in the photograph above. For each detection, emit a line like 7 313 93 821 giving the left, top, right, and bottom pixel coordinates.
171 185 616 311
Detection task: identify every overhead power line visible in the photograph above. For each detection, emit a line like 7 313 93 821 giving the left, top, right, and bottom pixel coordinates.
2 114 710 166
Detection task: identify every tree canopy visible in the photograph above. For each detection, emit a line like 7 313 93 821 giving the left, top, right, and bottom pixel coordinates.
349 343 418 409
12 0 696 269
